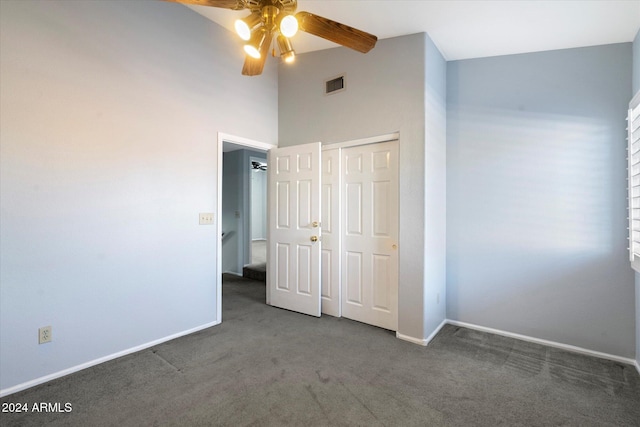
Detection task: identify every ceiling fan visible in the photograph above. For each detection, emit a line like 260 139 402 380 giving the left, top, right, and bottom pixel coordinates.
252 161 267 171
163 0 378 76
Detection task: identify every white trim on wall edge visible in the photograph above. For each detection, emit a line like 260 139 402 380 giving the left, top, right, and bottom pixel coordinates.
324 132 399 150
447 320 636 366
223 271 243 277
0 320 220 398
397 319 447 346
635 360 640 376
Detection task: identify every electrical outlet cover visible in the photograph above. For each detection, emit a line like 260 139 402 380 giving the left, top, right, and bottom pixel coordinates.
39 326 52 344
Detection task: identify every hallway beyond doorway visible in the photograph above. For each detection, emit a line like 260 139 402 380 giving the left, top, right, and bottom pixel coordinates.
251 240 266 265
243 240 266 281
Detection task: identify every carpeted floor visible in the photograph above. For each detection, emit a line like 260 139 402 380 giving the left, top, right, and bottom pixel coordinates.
1 274 639 426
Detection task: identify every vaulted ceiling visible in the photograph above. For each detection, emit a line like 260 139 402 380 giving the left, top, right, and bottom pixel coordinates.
186 0 640 61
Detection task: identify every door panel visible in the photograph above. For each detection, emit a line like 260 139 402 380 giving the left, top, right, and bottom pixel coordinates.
372 254 391 310
341 141 399 330
276 182 290 228
268 142 322 317
345 251 363 305
346 183 363 235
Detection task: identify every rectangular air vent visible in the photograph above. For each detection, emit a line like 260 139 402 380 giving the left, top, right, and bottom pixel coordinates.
325 74 345 95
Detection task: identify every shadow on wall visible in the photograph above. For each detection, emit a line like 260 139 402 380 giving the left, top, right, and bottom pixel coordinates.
448 106 616 255
447 106 634 357
221 229 237 273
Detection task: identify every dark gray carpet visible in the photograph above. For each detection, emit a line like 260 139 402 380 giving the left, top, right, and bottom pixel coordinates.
1 274 639 426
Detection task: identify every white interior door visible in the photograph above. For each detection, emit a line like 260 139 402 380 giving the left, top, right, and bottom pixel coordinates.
342 140 399 330
267 142 322 317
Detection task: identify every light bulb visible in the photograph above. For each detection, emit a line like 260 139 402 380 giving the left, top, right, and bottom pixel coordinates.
235 12 262 41
244 28 267 59
235 20 251 41
279 15 298 38
244 45 261 59
277 34 295 64
284 52 295 63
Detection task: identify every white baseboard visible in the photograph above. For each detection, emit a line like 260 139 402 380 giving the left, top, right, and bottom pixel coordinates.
0 320 220 398
223 271 242 276
396 332 427 346
447 320 636 366
4 318 637 397
396 319 447 347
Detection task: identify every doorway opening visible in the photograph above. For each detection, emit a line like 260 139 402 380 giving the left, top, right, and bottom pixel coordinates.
244 155 268 280
216 132 400 334
220 143 267 276
216 133 276 324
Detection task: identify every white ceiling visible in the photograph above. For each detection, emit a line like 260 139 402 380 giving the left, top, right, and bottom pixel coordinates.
186 0 640 61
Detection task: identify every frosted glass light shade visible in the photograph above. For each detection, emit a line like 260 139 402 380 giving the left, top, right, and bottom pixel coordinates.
244 44 261 59
279 15 298 38
277 34 295 63
235 20 251 41
235 13 262 41
244 28 267 59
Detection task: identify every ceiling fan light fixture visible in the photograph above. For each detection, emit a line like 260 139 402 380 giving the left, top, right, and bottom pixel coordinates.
187 0 378 76
244 44 261 59
244 28 267 59
279 14 298 38
277 35 295 63
235 12 262 41
283 51 295 63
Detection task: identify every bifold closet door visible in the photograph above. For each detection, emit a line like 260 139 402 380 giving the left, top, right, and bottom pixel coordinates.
341 141 399 331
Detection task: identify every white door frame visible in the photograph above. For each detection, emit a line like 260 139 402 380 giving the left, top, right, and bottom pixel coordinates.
323 132 399 150
215 132 276 324
215 132 399 325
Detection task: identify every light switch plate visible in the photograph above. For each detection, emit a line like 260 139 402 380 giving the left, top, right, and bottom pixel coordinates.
199 212 213 225
199 213 214 225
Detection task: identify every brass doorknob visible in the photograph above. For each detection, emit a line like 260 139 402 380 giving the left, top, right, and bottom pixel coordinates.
310 236 318 242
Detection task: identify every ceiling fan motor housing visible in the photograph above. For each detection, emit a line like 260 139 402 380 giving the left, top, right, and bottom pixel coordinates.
245 0 297 14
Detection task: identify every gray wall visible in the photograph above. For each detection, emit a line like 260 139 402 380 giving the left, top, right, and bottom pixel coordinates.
222 151 243 274
633 29 640 95
634 29 640 369
0 0 277 392
424 35 448 336
447 44 634 357
279 33 447 341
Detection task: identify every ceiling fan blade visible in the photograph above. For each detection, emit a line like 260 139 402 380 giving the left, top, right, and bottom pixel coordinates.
161 0 246 10
242 54 266 76
242 31 272 76
296 12 377 54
